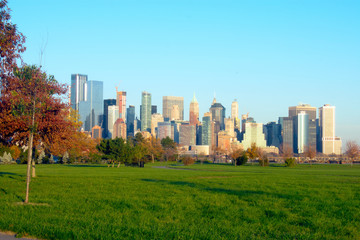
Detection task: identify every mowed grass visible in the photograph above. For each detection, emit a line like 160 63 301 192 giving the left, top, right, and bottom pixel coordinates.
0 163 359 239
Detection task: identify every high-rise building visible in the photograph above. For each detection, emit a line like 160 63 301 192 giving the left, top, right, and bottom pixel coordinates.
70 74 88 112
179 124 196 146
103 99 116 138
151 105 157 115
157 122 172 140
225 117 235 138
279 117 294 153
201 112 213 146
126 105 135 137
231 99 241 132
189 93 199 126
217 131 232 153
151 113 164 137
163 96 184 121
209 98 226 130
289 104 317 150
116 90 126 122
92 125 102 139
141 91 151 132
107 105 119 139
113 118 127 139
171 105 180 121
263 122 282 148
78 80 103 132
293 111 309 154
240 122 267 150
319 104 342 155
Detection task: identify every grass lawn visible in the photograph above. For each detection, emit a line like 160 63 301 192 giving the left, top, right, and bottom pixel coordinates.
0 163 359 239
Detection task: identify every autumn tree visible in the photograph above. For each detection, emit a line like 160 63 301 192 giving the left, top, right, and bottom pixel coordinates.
304 144 316 164
230 149 243 166
161 137 177 161
145 137 163 163
345 141 360 166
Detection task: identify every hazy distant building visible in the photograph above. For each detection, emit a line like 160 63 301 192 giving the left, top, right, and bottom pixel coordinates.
157 122 172 140
231 99 241 132
171 105 180 121
151 113 164 137
263 122 282 148
163 96 184 121
113 118 127 139
319 104 342 155
116 90 126 122
92 125 102 139
141 91 151 132
217 131 232 153
151 105 157 115
293 111 309 154
189 93 199 126
241 122 267 150
107 105 119 139
201 112 212 146
179 124 196 146
210 98 226 130
103 99 116 138
225 117 235 138
126 105 135 137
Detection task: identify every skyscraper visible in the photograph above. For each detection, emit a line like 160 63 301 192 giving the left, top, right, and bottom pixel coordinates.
70 74 87 112
189 93 199 126
151 113 164 137
78 80 103 132
163 96 184 121
201 112 213 146
151 105 157 115
113 118 127 139
319 104 342 155
241 122 267 150
103 99 116 138
179 124 196 146
279 117 294 153
107 105 119 139
141 91 151 132
293 111 309 154
209 98 226 130
263 122 282 148
126 105 135 137
116 90 126 122
231 99 241 131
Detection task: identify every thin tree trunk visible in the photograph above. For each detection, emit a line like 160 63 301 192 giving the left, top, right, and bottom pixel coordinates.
117 162 121 168
152 154 154 163
32 158 36 178
25 99 36 204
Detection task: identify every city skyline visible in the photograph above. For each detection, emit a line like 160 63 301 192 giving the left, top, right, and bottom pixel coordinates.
8 1 360 144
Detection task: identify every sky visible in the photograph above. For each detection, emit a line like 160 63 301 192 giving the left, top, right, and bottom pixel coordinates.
8 0 360 144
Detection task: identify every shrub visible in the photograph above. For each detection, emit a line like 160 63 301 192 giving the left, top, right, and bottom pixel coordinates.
285 158 297 167
236 153 248 166
181 156 195 166
259 158 269 167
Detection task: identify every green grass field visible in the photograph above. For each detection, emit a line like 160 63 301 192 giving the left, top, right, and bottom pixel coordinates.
0 163 359 239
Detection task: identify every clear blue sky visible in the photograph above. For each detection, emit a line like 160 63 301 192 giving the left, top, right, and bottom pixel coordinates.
9 0 360 144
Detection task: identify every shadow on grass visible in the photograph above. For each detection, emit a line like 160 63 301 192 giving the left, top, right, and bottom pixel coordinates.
141 178 296 200
63 165 107 168
0 172 22 176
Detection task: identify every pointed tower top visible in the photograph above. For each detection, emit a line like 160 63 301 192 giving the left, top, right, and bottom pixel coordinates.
191 92 198 103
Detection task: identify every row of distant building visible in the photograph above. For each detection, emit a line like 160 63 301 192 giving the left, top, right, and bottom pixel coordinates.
70 74 342 156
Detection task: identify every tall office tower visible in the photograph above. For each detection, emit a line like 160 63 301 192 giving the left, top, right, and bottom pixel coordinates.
103 99 116 138
240 122 267 150
218 131 232 153
157 122 172 140
241 113 249 132
141 91 151 132
210 98 226 130
78 80 103 132
231 100 241 132
151 113 164 137
289 104 317 150
92 125 102 139
196 123 202 145
107 105 119 139
263 122 282 148
126 105 135 137
319 104 342 155
225 117 235 138
116 90 126 122
163 96 184 121
279 117 294 153
179 124 196 146
171 121 180 143
201 112 212 146
293 111 309 154
151 105 157 115
113 118 127 139
171 105 180 120
189 93 199 126
70 74 88 111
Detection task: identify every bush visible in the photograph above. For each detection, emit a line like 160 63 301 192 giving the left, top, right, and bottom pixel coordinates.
259 158 269 167
285 158 297 167
236 154 248 166
181 156 195 166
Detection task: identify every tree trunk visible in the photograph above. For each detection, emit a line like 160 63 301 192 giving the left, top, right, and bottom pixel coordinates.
32 158 36 178
117 162 121 168
152 154 154 163
25 131 33 203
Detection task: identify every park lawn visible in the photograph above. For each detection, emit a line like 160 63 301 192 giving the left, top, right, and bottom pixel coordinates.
0 163 359 239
